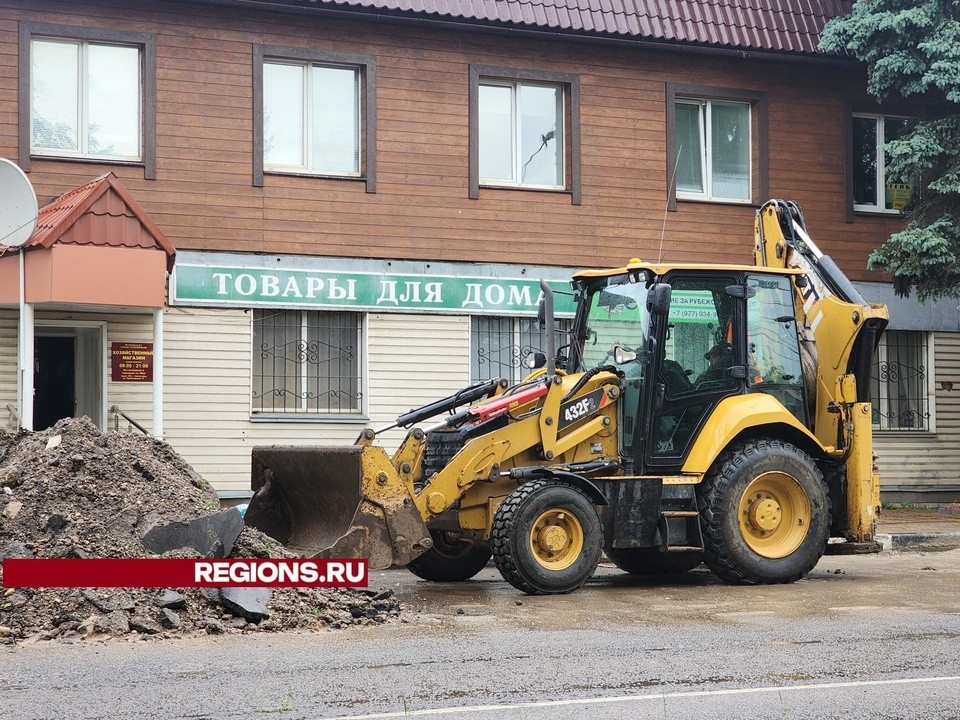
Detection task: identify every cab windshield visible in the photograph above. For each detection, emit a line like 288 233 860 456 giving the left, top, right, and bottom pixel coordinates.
579 273 650 371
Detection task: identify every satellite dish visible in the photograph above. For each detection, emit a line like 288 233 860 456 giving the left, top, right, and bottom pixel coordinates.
0 158 38 248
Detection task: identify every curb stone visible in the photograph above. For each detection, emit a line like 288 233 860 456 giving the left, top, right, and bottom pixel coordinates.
876 532 960 551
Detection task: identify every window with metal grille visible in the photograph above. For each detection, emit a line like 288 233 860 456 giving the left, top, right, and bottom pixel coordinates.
871 330 931 431
252 309 362 415
471 316 569 384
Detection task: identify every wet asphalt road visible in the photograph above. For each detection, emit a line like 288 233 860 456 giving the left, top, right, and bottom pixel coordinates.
3 549 960 720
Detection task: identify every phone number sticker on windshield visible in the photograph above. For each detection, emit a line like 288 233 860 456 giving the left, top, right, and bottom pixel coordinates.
558 388 607 430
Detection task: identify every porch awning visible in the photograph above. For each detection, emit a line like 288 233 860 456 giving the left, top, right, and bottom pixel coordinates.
0 173 175 308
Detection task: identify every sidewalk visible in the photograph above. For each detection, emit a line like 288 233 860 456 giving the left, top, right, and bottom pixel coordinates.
875 505 960 551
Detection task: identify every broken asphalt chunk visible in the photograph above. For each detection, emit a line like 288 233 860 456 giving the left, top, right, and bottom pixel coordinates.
159 608 182 630
219 587 271 623
129 615 161 634
140 509 243 558
1 541 34 559
158 590 187 610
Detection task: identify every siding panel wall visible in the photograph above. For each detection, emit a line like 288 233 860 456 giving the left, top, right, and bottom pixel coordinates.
163 308 253 491
367 312 471 450
0 311 16 429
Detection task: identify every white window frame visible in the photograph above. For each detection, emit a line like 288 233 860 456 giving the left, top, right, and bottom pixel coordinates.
478 79 565 191
250 309 367 421
262 59 362 178
30 37 143 163
872 330 935 433
675 98 752 204
852 112 910 214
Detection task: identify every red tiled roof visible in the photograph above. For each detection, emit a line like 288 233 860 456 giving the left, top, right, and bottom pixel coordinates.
26 173 175 267
298 0 853 54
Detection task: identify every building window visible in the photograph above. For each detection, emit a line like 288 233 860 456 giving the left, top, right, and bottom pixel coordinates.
852 113 912 213
19 23 156 177
252 309 363 415
31 39 141 160
471 316 569 383
479 81 563 188
469 66 580 203
675 99 750 202
666 85 767 210
264 61 359 175
871 330 931 431
253 46 376 191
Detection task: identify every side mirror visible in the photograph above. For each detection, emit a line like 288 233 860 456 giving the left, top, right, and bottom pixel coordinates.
537 298 546 328
613 345 638 364
524 351 547 370
647 283 672 317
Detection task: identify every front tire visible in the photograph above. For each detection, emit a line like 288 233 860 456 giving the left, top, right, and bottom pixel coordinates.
492 480 602 595
407 531 492 582
698 439 830 585
606 547 703 575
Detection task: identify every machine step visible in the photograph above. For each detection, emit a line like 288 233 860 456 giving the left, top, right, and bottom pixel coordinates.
657 508 704 552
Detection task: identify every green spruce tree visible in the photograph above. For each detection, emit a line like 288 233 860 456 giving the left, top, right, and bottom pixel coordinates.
820 0 960 299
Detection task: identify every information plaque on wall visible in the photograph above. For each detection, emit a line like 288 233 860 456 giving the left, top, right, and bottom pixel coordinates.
111 342 154 382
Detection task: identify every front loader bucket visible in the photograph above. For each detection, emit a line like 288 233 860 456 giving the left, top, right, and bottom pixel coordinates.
245 445 432 569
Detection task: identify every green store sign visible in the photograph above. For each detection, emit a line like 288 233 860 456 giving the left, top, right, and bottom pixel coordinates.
172 264 578 316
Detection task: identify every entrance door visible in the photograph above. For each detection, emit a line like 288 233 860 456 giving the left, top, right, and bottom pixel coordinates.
34 336 76 431
33 324 104 431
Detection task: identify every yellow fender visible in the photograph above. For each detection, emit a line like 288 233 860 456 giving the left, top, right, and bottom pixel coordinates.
681 394 827 476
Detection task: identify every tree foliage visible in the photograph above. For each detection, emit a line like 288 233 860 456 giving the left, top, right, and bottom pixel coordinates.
820 0 960 300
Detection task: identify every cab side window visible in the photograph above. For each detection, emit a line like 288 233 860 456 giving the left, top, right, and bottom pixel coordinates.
746 275 807 425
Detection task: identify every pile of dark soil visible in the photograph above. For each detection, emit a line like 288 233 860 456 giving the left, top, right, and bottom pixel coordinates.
0 418 400 643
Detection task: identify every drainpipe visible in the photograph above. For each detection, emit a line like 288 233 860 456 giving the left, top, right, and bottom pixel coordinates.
153 308 164 440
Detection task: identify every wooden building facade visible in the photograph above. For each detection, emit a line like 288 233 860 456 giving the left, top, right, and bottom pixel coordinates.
0 0 957 501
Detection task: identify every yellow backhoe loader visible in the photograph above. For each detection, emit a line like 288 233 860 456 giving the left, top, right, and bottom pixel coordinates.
244 200 889 594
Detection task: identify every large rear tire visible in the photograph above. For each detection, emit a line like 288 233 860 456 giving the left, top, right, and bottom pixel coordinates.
492 480 603 595
698 439 830 585
606 547 703 575
407 531 491 582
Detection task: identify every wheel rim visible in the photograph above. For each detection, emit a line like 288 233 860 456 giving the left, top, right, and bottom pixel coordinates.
529 508 584 570
737 471 811 559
